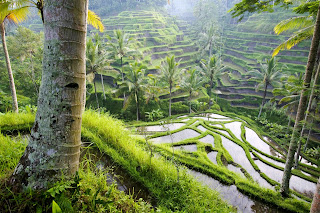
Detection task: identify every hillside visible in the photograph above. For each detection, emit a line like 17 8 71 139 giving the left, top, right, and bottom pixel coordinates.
218 9 310 110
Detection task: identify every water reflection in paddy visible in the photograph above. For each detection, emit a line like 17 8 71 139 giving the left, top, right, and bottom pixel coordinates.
224 122 243 141
189 170 284 213
199 134 215 147
175 144 197 152
137 123 185 132
227 164 245 177
191 116 233 122
254 160 316 198
253 152 285 168
245 127 282 157
150 129 200 144
197 125 207 132
207 151 218 164
221 136 272 189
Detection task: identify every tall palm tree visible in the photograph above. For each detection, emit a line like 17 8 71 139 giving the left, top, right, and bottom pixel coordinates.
106 29 136 102
0 1 29 112
180 69 204 114
247 57 285 119
117 61 146 121
273 73 304 133
86 37 112 108
159 55 181 117
281 2 320 197
199 55 222 98
145 74 162 104
12 0 88 189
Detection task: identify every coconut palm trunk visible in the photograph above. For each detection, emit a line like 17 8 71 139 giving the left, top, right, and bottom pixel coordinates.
11 0 88 189
94 78 100 109
258 83 268 119
169 84 172 117
1 22 18 113
121 57 126 106
189 91 192 114
281 3 320 197
136 91 139 121
294 63 320 168
311 178 320 213
100 73 106 100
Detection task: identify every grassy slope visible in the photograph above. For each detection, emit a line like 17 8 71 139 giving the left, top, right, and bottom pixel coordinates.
0 111 234 212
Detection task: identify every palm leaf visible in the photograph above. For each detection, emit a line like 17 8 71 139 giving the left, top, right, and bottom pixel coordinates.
274 16 313 35
6 6 29 24
88 10 104 32
272 25 314 57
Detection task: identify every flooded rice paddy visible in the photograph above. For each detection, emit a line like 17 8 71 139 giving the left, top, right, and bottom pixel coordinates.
134 113 318 211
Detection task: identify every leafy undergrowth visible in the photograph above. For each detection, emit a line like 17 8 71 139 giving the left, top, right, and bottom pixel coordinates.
0 111 235 212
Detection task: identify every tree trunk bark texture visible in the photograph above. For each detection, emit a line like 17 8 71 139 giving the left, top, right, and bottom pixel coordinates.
310 178 320 213
295 63 320 168
11 0 88 189
1 22 19 113
169 85 172 117
100 73 106 100
258 83 268 119
94 79 99 109
281 2 320 197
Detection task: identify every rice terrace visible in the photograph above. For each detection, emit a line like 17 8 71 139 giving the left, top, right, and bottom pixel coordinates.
0 0 319 212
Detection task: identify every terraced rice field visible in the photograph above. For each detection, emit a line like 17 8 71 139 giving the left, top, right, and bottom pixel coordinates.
132 113 319 212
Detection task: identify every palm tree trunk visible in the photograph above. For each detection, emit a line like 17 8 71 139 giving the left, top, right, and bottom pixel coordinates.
281 2 320 197
100 73 106 100
189 91 192 114
169 84 172 117
294 63 320 168
286 110 292 134
121 57 126 107
1 22 18 113
136 91 139 121
310 178 320 213
94 79 100 109
303 109 316 153
258 83 268 119
11 0 88 189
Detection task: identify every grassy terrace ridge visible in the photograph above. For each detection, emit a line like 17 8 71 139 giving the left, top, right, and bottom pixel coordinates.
132 111 318 212
0 111 235 212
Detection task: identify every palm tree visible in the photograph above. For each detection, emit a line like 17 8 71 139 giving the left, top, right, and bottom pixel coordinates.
247 57 285 119
117 61 146 121
199 55 222 98
159 55 181 117
12 0 88 189
145 74 162 104
198 26 221 58
106 29 137 104
273 73 303 133
180 69 205 114
0 1 29 112
86 37 112 109
281 2 320 197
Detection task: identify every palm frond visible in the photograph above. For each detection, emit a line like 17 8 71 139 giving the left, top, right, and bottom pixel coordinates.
6 6 29 24
274 16 313 35
272 25 314 56
87 9 104 32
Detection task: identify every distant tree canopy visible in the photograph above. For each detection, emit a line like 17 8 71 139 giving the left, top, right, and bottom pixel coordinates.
89 0 168 16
